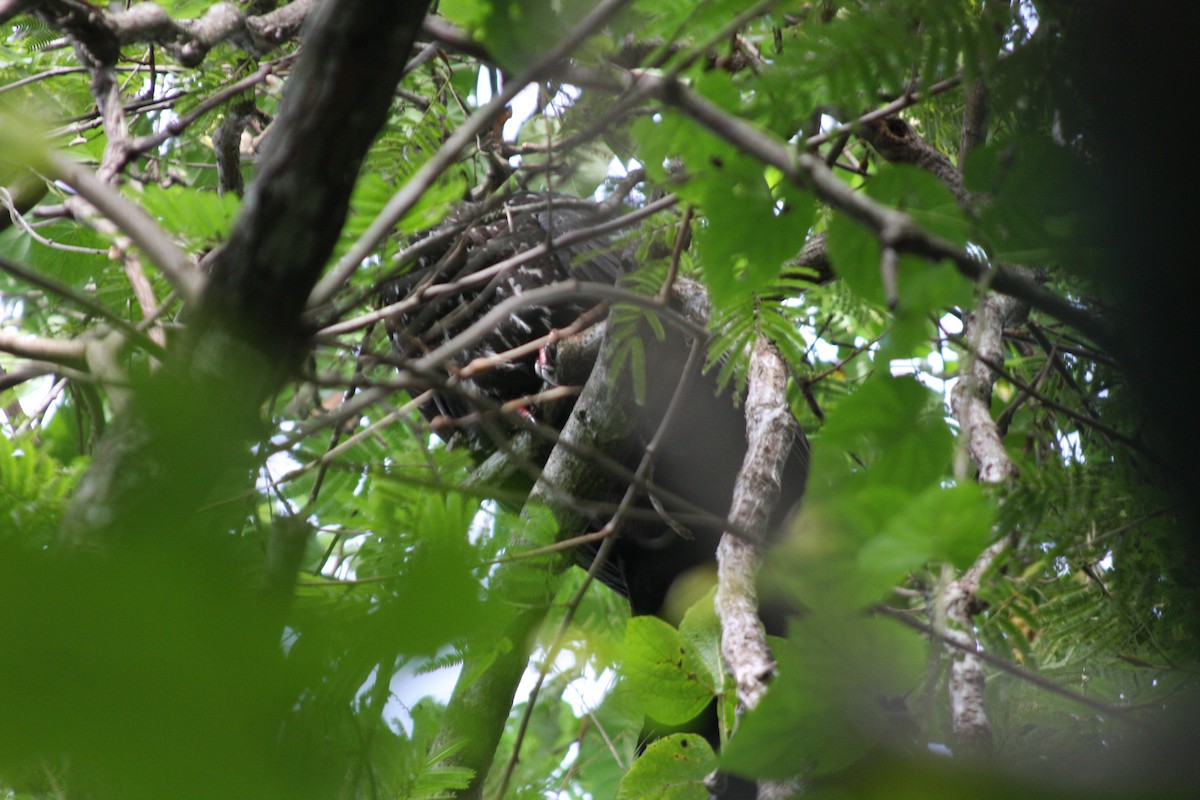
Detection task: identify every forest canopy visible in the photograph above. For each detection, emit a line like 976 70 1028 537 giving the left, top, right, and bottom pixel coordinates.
1 1 1197 799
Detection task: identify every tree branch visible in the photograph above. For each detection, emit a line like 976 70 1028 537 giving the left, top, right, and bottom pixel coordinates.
47 155 202 303
0 328 87 363
715 336 802 800
634 71 1120 357
859 101 1023 758
31 0 316 68
432 319 642 800
62 0 432 542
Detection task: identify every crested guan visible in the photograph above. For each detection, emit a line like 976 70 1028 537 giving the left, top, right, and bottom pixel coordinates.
382 191 809 617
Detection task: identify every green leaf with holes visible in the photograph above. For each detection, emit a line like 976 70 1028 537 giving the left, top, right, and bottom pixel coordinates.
624 616 715 725
617 734 715 800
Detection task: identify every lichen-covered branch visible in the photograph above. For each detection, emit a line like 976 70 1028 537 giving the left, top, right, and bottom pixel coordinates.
29 0 315 68
951 290 1027 484
714 336 801 800
857 103 1032 759
716 337 794 711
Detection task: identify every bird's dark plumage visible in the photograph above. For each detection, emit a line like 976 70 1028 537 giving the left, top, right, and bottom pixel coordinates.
384 192 809 616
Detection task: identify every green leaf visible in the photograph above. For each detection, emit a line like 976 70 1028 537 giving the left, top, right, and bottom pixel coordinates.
138 184 240 247
623 616 715 725
869 165 968 246
826 208 884 305
631 89 814 308
812 375 952 497
459 0 597 70
858 483 996 576
576 681 644 797
617 734 715 800
678 588 726 695
762 375 967 609
964 134 1100 265
828 164 973 359
721 615 923 780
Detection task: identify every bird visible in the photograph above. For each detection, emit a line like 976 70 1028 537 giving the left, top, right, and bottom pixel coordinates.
382 191 809 618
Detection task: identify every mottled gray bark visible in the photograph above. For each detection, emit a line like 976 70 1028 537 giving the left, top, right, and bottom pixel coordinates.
433 323 641 800
63 0 431 543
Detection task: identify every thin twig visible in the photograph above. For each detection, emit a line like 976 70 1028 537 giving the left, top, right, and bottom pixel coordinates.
633 71 1119 357
0 253 163 358
127 56 290 157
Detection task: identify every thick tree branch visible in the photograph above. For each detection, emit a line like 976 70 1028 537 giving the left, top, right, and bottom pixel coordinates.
30 0 315 68
495 332 706 800
942 283 1025 756
62 0 432 542
433 322 642 800
716 336 801 800
951 291 1026 484
717 338 795 711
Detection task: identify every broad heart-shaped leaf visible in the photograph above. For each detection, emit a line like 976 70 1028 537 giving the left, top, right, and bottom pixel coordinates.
810 374 953 499
624 616 716 725
964 133 1100 266
617 734 716 800
721 615 923 780
858 482 995 575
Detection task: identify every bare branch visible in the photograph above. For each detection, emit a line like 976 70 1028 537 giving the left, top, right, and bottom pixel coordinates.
316 194 679 337
0 252 163 356
0 328 87 363
32 0 316 68
127 56 288 158
717 338 795 708
715 336 802 800
48 155 202 302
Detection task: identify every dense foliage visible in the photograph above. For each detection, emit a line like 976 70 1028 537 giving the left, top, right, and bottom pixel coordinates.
2 1 1197 799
